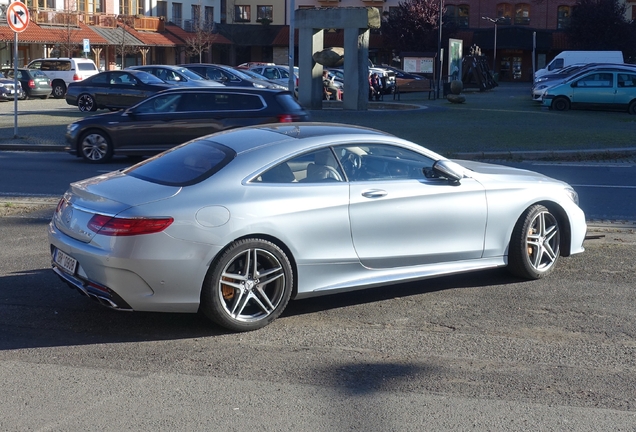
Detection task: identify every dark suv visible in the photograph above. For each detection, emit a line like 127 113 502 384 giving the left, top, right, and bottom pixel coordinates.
66 87 309 163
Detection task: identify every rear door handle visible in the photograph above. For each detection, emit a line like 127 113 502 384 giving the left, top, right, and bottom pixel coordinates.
361 189 387 198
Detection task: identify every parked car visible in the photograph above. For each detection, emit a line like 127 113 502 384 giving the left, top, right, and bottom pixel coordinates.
65 87 309 163
235 67 289 90
49 123 586 332
127 65 224 87
531 63 636 102
379 66 431 93
1 68 51 100
180 63 287 90
0 72 24 100
543 69 636 114
248 64 299 88
27 57 99 98
65 69 173 112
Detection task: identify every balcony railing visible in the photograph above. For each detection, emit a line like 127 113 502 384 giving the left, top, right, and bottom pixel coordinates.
30 9 164 31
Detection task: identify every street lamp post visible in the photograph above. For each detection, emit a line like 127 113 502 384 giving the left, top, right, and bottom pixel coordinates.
481 16 503 74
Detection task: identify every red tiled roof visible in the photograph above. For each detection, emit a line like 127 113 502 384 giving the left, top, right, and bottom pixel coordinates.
125 24 183 47
0 22 108 44
164 23 232 45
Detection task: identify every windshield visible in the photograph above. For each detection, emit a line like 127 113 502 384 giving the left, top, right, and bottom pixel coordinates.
176 67 208 81
136 71 166 84
240 69 268 80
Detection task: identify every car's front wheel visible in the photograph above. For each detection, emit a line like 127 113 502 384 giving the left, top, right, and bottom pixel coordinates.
78 94 97 112
508 204 561 279
201 238 293 332
79 130 113 163
552 97 570 111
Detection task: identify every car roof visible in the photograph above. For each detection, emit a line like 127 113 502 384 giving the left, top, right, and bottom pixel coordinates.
154 86 289 95
208 123 389 154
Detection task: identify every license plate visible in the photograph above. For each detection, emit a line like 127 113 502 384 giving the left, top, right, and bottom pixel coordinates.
54 249 77 274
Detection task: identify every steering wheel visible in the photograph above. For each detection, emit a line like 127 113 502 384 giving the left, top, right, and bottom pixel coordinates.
313 165 344 182
341 153 362 178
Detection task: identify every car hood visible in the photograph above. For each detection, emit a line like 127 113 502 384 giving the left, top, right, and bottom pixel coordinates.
455 159 561 183
55 170 180 242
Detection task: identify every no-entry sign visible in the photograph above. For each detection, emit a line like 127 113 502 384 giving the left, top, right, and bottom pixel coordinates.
7 2 30 33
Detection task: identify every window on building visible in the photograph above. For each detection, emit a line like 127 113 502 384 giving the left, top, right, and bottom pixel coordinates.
121 0 143 16
157 1 167 19
192 4 201 27
257 5 273 23
205 6 214 28
235 5 251 22
444 4 469 28
557 5 571 29
76 0 104 13
515 3 530 25
496 3 512 25
172 3 183 27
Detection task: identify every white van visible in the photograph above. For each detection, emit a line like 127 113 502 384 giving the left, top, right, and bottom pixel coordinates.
534 51 623 81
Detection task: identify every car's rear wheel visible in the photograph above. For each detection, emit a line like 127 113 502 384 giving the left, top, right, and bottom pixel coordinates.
79 130 113 163
508 204 560 279
552 97 570 111
52 81 66 99
78 94 97 112
628 100 636 115
201 238 293 332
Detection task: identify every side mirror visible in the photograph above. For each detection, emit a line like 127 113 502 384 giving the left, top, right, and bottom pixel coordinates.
432 160 465 183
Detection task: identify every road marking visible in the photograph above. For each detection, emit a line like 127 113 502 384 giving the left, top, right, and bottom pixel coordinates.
571 184 636 189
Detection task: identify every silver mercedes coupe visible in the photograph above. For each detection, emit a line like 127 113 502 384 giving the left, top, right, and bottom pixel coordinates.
49 123 586 331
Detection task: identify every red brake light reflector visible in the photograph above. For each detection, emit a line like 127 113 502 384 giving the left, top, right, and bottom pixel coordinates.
73 73 81 81
277 114 294 123
88 214 174 236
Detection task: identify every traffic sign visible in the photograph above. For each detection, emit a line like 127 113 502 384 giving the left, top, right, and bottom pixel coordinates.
7 2 30 33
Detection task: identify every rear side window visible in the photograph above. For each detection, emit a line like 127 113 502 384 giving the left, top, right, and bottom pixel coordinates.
31 70 48 78
77 62 97 71
124 140 235 186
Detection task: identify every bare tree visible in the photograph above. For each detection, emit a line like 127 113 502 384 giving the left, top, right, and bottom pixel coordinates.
115 16 141 68
184 2 215 62
54 3 81 57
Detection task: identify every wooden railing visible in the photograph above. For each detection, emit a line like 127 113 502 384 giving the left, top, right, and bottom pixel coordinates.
29 9 164 32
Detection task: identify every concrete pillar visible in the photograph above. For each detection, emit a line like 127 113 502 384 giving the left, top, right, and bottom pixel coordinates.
298 28 324 110
343 28 369 111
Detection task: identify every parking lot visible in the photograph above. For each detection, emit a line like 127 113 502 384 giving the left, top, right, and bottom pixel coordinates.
2 82 636 431
1 83 636 158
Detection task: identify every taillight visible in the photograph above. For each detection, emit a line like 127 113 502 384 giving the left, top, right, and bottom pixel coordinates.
73 73 81 81
277 114 294 123
28 79 35 89
87 214 174 236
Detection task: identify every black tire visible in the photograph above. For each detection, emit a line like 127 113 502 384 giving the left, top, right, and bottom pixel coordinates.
508 204 561 280
78 93 97 112
552 97 570 112
79 130 113 163
628 100 636 115
201 238 293 332
52 82 66 99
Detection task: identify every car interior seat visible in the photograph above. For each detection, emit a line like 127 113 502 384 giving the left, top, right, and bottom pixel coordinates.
304 150 343 182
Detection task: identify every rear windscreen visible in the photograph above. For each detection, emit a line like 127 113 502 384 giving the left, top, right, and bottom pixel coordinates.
124 140 236 187
276 94 304 111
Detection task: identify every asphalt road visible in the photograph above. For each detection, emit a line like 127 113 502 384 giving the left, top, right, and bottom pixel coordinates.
1 207 636 430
